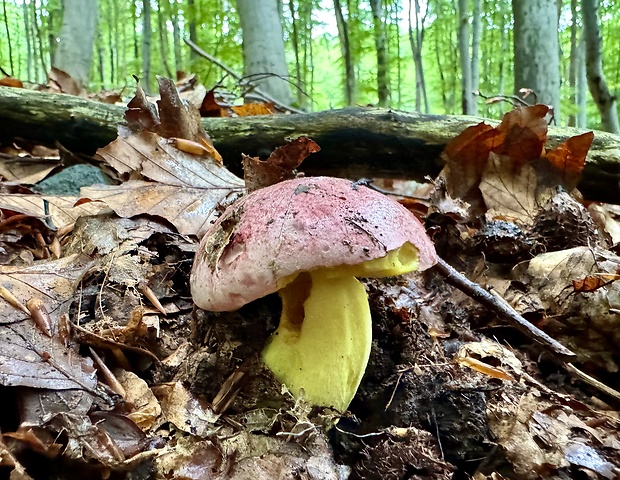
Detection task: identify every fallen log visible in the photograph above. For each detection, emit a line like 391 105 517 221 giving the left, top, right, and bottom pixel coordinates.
0 86 618 203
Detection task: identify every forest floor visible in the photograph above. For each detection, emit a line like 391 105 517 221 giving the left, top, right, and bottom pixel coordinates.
0 77 618 480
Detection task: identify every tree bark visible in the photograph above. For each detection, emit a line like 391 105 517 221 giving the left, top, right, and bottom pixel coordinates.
582 0 620 134
408 0 428 113
334 0 355 106
471 0 481 116
458 0 474 115
141 0 152 94
236 0 292 106
53 0 98 88
0 87 618 204
370 0 390 107
513 0 561 121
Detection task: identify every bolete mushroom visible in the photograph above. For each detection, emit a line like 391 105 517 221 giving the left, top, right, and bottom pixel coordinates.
190 177 437 411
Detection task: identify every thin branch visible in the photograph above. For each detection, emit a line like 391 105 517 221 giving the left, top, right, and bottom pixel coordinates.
432 257 576 359
183 38 304 114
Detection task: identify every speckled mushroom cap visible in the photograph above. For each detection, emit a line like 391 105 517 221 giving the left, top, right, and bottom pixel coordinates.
190 176 437 311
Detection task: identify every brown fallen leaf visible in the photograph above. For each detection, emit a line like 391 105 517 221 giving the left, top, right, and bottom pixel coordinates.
545 131 594 191
0 194 108 231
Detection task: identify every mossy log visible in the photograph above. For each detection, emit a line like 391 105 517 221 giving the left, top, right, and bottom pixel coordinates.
0 86 618 203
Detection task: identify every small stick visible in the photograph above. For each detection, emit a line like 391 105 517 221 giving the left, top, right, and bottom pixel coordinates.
432 257 576 359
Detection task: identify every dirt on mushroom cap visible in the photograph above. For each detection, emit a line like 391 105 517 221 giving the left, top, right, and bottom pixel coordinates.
191 176 437 312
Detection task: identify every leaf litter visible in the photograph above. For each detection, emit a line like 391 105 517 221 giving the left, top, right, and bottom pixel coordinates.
0 78 618 479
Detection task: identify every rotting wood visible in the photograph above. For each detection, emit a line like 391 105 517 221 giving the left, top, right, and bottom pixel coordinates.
0 86 618 203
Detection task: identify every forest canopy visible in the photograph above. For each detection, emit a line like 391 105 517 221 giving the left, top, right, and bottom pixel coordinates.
1 0 619 130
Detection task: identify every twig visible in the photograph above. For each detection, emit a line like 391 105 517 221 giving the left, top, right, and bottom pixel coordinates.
183 38 304 114
564 363 620 402
432 257 576 359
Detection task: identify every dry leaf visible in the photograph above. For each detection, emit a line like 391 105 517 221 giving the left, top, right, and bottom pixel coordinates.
152 382 220 437
493 105 549 164
545 132 593 191
441 122 497 200
81 178 242 237
0 194 107 230
480 153 554 225
243 136 320 191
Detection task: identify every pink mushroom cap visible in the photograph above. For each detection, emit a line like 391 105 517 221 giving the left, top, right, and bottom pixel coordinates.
190 176 437 311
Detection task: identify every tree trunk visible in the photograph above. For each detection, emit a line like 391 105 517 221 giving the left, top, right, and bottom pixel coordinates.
236 0 292 106
1 87 618 205
458 0 474 114
157 0 172 78
187 0 197 64
513 0 561 121
289 0 304 108
142 0 152 93
582 0 620 134
408 0 429 113
3 0 14 74
170 0 182 73
471 0 481 116
568 0 579 127
23 1 33 81
53 0 97 88
334 0 355 106
370 0 390 107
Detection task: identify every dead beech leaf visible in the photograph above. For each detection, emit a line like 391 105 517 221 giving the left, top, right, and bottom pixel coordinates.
0 255 98 391
545 131 594 191
0 155 60 184
243 136 321 192
48 67 82 96
572 272 619 293
152 382 219 438
441 122 497 199
493 105 549 164
231 102 277 116
480 153 547 225
81 179 242 237
0 194 107 230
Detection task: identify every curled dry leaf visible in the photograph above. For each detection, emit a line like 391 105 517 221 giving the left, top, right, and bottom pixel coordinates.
243 136 320 192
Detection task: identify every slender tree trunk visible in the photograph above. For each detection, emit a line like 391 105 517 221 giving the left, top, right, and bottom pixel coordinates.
334 0 355 106
23 1 33 81
393 3 401 107
187 0 197 63
32 1 48 79
142 0 152 93
105 0 115 85
54 0 98 88
97 30 105 85
513 0 561 120
3 0 14 74
470 0 481 115
370 0 390 107
157 0 172 78
289 0 303 107
582 0 619 133
458 0 474 114
236 0 293 105
568 0 579 127
170 0 182 73
408 0 428 113
576 37 587 127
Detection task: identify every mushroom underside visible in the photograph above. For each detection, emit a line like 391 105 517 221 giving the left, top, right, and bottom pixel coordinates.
261 242 420 411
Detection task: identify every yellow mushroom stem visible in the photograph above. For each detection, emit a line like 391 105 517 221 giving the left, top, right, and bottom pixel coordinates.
261 241 420 412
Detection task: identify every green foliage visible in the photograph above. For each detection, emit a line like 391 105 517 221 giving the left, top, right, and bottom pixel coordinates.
0 0 618 127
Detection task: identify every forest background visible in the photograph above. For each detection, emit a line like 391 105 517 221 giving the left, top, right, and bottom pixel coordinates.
0 0 619 133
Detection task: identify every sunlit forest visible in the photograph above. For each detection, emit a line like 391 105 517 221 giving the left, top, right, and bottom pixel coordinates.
1 0 619 129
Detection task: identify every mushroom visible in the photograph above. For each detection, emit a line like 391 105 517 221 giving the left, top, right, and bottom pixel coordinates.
190 177 437 411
